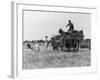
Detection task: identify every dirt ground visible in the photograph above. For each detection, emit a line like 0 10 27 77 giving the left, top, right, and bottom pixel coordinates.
23 45 91 69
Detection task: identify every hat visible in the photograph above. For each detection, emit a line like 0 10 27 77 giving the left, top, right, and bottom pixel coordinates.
68 20 71 22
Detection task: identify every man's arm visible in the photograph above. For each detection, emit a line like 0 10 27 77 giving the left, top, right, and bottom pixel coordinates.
66 23 69 27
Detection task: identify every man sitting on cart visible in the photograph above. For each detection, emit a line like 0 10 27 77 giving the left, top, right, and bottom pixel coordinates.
66 20 74 32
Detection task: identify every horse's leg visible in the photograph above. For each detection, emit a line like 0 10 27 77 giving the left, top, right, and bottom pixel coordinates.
69 40 71 52
73 40 76 52
74 40 79 52
77 40 79 52
61 46 63 51
52 46 54 50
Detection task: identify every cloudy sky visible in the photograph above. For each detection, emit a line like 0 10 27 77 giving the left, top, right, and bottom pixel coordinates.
24 10 91 41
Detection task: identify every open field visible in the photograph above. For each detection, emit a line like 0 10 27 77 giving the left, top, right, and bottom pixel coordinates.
23 45 91 69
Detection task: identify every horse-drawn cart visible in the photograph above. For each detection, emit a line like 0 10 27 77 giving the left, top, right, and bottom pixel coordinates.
50 28 84 52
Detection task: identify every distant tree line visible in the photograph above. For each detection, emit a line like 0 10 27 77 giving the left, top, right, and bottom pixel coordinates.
23 39 51 44
23 38 91 50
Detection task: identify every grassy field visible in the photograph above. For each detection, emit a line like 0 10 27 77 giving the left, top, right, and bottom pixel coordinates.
23 45 91 69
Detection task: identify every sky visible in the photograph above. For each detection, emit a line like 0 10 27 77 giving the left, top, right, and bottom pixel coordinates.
24 10 91 41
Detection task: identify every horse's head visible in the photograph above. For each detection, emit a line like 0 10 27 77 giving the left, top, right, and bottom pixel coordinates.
59 28 64 35
78 30 84 40
80 30 83 34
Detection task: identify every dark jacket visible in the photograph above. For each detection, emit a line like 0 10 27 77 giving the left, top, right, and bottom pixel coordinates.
66 22 74 31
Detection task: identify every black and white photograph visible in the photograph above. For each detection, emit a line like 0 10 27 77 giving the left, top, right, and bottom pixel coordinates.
23 10 91 69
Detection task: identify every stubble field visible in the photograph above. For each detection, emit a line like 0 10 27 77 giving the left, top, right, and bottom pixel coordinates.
23 45 91 69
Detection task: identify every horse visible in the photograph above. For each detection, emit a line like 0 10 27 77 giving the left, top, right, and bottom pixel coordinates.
50 36 64 51
58 28 83 52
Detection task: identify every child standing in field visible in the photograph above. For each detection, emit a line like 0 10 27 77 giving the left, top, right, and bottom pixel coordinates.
45 36 48 50
35 41 40 52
